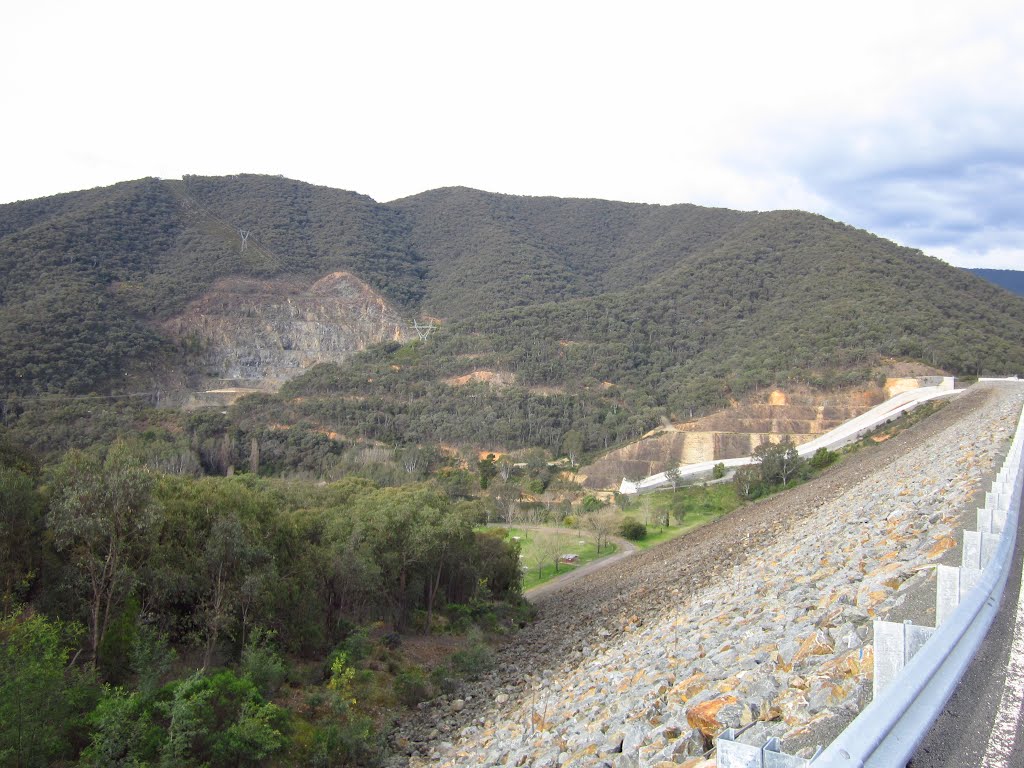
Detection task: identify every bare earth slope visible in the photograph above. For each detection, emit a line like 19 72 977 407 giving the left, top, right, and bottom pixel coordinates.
391 384 1023 766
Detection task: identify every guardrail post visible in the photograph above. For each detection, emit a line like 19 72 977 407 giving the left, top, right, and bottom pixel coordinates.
718 728 765 767
976 507 1007 534
985 490 1008 509
936 564 983 627
764 738 818 767
718 730 819 767
962 530 1001 569
874 620 935 696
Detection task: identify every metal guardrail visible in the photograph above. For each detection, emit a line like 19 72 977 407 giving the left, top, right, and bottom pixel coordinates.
716 394 1024 767
812 401 1024 767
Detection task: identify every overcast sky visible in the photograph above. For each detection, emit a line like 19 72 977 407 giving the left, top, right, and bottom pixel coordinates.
3 0 1021 269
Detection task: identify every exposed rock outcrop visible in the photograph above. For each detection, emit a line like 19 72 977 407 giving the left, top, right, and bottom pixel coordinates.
163 271 410 389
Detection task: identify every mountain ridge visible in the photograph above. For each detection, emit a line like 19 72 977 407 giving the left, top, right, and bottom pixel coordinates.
2 174 1023 459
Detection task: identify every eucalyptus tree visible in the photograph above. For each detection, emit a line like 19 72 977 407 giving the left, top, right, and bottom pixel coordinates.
47 443 155 666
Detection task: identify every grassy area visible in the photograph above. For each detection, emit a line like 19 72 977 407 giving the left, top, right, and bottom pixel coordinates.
619 482 741 549
498 526 617 591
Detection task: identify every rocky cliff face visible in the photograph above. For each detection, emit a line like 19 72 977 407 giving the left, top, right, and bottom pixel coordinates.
163 271 410 389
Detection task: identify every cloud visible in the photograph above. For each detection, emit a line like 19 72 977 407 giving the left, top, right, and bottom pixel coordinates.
2 1 1022 269
727 86 1024 268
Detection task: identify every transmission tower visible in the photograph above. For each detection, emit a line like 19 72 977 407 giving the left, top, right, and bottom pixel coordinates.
411 319 436 341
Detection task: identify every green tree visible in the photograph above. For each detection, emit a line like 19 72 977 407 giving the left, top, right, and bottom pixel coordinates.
664 465 682 492
145 476 275 668
357 485 471 631
80 687 163 767
159 670 286 768
561 430 584 466
809 447 838 470
0 467 44 612
477 453 497 490
752 438 804 488
47 443 156 666
619 517 647 541
733 465 760 500
0 610 97 767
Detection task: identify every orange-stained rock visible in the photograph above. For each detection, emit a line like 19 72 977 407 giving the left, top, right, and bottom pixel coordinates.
674 672 709 703
563 744 598 765
926 536 958 558
718 674 742 693
773 688 811 726
792 630 835 663
686 695 738 737
679 758 717 768
856 585 891 611
817 647 872 680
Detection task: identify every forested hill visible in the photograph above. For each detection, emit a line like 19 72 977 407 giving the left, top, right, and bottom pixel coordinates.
969 268 1024 297
0 175 426 395
278 207 1024 455
390 186 752 319
2 175 1023 454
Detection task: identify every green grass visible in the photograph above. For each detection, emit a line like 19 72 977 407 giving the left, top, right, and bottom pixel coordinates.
497 526 616 591
620 483 740 549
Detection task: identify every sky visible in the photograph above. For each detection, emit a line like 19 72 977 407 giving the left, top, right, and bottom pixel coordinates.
2 0 1022 269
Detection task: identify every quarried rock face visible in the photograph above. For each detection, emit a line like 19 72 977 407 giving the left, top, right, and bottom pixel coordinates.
578 387 891 490
163 271 410 387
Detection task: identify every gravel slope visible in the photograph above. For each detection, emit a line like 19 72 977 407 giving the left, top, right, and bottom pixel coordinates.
389 383 1023 767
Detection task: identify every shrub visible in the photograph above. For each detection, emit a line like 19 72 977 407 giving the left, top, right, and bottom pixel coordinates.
341 628 373 663
429 664 459 695
394 667 431 707
451 641 494 680
671 502 687 525
619 517 647 541
304 716 377 767
160 671 287 767
712 462 726 479
241 629 288 697
809 447 838 470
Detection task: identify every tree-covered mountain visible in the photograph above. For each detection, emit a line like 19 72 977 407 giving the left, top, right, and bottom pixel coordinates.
969 268 1024 297
277 208 1024 455
0 175 423 395
2 174 1023 459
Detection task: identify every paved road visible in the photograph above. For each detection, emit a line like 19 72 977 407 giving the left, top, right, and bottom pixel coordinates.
910 494 1024 768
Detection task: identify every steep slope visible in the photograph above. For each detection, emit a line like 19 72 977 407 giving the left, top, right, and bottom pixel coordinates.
575 381 927 490
164 271 409 387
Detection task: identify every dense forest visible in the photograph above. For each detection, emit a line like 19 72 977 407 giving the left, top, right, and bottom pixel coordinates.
1 434 528 766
